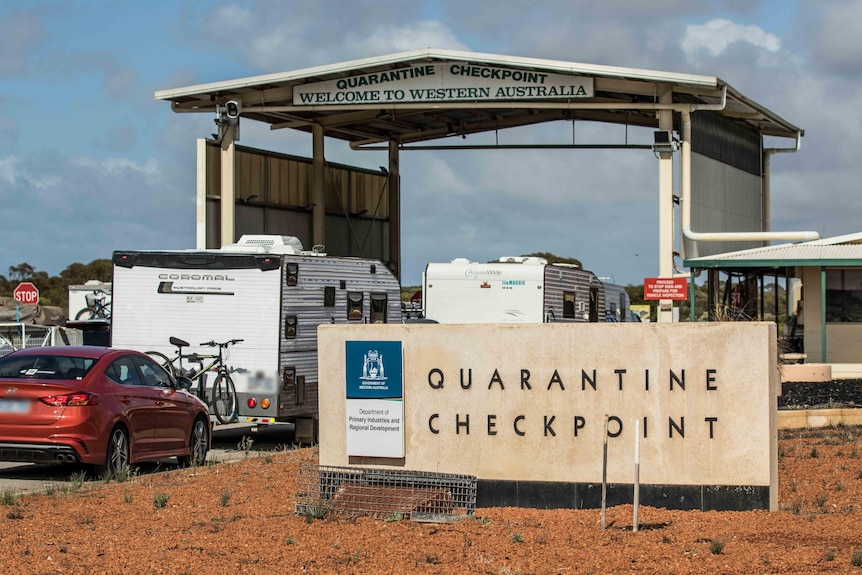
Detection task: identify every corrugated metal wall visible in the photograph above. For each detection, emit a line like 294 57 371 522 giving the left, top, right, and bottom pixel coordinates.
687 112 764 258
205 142 389 260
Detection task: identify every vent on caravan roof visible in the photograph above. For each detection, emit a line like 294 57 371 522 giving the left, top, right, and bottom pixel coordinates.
223 235 304 255
498 256 547 265
237 235 303 249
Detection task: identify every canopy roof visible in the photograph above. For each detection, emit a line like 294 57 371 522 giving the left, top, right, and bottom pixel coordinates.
684 233 862 269
155 49 803 147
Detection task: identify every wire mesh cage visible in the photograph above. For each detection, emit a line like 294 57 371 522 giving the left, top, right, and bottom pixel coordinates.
296 463 477 521
0 324 83 356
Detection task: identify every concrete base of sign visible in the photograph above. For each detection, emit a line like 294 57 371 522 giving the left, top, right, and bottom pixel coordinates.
477 480 770 511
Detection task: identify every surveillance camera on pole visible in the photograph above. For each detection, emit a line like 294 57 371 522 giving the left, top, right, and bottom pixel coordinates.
225 100 241 121
213 100 241 142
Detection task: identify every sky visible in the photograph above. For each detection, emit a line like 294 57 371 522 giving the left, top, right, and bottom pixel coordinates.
1 0 861 287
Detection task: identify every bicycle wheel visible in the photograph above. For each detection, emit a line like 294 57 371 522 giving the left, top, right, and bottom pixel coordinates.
211 373 237 425
0 334 14 357
75 307 101 320
145 351 176 377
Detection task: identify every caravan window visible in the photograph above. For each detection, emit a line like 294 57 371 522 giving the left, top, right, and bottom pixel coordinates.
370 293 387 324
589 287 599 322
286 263 299 286
563 292 576 319
347 292 364 321
324 286 335 307
284 315 297 339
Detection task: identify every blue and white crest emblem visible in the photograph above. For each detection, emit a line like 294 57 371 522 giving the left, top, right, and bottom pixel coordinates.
360 349 387 381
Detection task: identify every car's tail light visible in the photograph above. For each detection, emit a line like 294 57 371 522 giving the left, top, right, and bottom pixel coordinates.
247 398 257 408
39 392 98 407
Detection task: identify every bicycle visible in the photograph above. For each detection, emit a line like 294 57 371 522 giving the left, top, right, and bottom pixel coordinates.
75 289 112 320
146 337 243 425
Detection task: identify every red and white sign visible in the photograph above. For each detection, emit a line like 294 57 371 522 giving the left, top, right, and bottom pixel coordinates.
13 282 40 305
643 277 688 301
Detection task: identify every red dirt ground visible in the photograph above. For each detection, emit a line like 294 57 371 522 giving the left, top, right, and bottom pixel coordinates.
1 425 862 574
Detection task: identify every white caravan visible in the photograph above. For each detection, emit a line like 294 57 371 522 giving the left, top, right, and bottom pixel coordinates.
423 256 608 324
111 235 402 440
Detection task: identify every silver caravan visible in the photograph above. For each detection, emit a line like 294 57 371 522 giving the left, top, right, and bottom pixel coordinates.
423 256 608 323
111 235 402 441
601 282 634 322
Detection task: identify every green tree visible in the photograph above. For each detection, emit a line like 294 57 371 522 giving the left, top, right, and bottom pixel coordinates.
520 252 583 268
8 263 35 281
0 260 112 311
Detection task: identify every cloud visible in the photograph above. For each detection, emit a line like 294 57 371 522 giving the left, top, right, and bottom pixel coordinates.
92 123 138 154
805 0 862 76
0 10 46 76
184 1 466 71
0 155 19 185
0 151 194 276
0 117 19 152
681 18 781 66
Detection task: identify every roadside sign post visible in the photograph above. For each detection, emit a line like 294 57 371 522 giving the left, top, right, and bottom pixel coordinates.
13 282 40 321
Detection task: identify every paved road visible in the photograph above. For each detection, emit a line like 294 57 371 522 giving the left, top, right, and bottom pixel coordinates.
0 422 296 496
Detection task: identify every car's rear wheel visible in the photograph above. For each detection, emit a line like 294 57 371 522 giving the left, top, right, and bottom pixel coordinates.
178 418 209 467
103 426 130 476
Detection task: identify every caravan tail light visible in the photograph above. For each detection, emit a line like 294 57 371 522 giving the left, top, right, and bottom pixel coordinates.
247 398 257 409
260 398 271 409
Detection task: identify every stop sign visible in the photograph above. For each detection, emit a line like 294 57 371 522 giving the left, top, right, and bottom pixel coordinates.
13 282 39 305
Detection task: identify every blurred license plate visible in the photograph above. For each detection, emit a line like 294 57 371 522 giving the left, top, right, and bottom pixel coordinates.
0 399 30 414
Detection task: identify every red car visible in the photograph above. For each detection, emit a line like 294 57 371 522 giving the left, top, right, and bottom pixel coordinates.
0 346 210 474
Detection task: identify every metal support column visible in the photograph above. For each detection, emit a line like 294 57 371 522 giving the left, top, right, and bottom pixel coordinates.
219 124 237 246
657 87 674 323
388 140 401 281
196 138 207 249
312 123 326 248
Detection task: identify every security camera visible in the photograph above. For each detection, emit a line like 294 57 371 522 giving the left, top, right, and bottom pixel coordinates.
225 100 241 119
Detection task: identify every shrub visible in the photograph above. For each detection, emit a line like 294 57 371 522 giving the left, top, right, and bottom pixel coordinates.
238 436 254 458
153 492 170 509
1 488 18 506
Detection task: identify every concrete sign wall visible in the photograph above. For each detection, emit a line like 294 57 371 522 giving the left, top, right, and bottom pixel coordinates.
318 323 778 511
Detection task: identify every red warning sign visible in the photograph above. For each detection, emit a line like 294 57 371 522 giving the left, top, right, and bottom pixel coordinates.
643 277 688 300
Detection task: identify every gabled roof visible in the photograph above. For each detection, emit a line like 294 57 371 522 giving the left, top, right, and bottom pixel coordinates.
155 48 802 146
684 233 862 268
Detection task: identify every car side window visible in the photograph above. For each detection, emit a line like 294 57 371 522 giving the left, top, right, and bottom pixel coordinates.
107 356 143 386
134 356 171 388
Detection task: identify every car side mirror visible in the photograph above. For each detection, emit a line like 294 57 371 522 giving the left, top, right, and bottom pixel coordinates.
175 376 194 391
